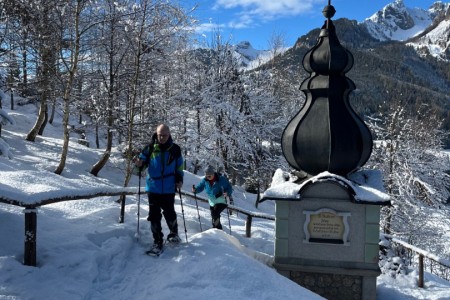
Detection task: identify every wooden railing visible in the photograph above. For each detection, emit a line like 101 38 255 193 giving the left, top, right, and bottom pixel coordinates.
387 235 450 287
1 188 274 266
179 190 275 238
1 190 137 267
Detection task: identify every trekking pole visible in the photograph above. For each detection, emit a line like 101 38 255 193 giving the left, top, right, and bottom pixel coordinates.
230 196 237 216
136 168 142 241
226 196 232 235
192 185 203 232
178 188 188 243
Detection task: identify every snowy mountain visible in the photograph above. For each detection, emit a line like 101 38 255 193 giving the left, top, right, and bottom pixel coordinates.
407 2 450 60
363 0 434 41
233 41 266 62
232 41 270 67
362 0 450 59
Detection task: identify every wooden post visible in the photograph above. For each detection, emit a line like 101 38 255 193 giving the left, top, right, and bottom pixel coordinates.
24 208 37 266
119 194 125 223
245 215 252 238
418 254 424 288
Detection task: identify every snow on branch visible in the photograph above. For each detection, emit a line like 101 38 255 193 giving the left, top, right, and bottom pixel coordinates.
0 108 15 125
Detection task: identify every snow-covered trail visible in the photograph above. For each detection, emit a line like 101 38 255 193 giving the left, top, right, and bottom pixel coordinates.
1 193 285 300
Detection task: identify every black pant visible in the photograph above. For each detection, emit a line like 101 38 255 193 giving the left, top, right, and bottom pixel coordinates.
147 193 178 244
210 203 227 230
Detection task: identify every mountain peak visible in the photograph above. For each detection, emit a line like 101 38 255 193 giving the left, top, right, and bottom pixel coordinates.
232 41 268 67
236 41 253 50
364 1 435 41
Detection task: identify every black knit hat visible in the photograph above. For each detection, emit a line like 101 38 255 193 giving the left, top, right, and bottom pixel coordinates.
204 165 215 175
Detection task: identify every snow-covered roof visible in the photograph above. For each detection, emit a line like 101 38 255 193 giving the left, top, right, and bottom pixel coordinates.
262 169 390 205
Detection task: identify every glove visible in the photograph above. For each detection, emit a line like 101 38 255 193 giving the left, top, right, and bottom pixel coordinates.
135 159 144 169
176 181 183 189
192 185 196 193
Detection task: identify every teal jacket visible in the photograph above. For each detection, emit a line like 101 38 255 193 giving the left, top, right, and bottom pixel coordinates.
139 137 184 194
194 173 233 207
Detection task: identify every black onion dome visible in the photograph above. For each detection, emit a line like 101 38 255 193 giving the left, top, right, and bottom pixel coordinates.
281 5 372 177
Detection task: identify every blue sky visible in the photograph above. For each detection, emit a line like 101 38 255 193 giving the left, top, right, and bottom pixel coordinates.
183 0 441 49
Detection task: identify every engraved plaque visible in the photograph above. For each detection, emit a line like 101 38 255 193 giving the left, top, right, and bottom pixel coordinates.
304 208 350 245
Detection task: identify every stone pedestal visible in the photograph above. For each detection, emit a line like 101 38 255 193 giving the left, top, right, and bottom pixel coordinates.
274 179 382 300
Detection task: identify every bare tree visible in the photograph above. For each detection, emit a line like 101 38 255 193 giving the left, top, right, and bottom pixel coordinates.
23 1 61 141
368 99 450 254
89 0 193 176
89 0 130 176
55 0 86 174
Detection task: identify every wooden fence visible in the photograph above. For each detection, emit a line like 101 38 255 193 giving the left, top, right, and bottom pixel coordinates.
388 235 450 287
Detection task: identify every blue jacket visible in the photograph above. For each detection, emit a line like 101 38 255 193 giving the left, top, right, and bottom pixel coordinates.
194 173 233 206
139 137 184 194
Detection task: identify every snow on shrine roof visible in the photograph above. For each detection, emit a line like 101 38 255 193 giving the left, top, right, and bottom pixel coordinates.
262 169 390 204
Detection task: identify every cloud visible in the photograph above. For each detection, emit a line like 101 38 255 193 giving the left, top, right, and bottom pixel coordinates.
213 0 318 20
195 21 226 33
191 0 323 38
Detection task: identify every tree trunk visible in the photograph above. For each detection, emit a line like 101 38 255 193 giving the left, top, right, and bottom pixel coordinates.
37 107 48 136
22 31 28 91
10 92 14 110
90 130 112 176
55 0 82 175
95 123 99 148
90 7 117 176
49 96 56 124
26 9 54 142
26 99 47 141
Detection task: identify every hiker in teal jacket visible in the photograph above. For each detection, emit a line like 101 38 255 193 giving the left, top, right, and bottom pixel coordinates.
136 124 184 254
192 165 233 230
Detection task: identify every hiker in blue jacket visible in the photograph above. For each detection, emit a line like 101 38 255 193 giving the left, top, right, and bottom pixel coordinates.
192 165 233 230
136 124 184 254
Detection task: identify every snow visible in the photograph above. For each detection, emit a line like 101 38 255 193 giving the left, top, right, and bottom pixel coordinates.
1 107 16 126
363 0 450 61
0 137 13 159
232 40 280 69
1 101 450 299
407 19 450 60
391 237 450 267
0 169 136 205
263 169 390 203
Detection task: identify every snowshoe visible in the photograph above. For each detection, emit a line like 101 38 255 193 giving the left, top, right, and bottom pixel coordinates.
146 243 164 256
167 233 181 245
